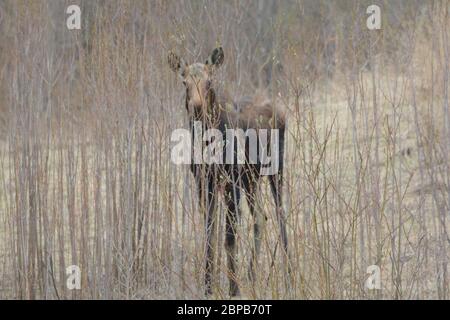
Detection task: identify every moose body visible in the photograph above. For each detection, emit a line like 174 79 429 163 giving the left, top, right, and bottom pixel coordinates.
169 47 290 296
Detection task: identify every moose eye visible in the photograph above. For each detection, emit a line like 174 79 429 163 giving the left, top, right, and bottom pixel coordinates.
182 79 187 86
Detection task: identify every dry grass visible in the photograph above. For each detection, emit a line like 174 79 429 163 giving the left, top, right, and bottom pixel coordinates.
0 0 449 299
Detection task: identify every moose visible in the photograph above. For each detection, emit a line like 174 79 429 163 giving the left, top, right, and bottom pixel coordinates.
168 47 290 296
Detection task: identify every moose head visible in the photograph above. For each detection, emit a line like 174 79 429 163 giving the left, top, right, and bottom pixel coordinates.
168 47 224 112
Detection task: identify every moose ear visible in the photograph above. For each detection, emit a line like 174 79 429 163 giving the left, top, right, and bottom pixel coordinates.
168 51 186 75
205 47 224 67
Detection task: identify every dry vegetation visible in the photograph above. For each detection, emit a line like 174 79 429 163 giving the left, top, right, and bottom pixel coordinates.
0 0 449 299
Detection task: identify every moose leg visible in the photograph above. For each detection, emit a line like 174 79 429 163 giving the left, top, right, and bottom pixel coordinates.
224 183 241 297
196 170 218 296
244 177 263 284
248 194 264 284
205 193 217 296
269 174 291 285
